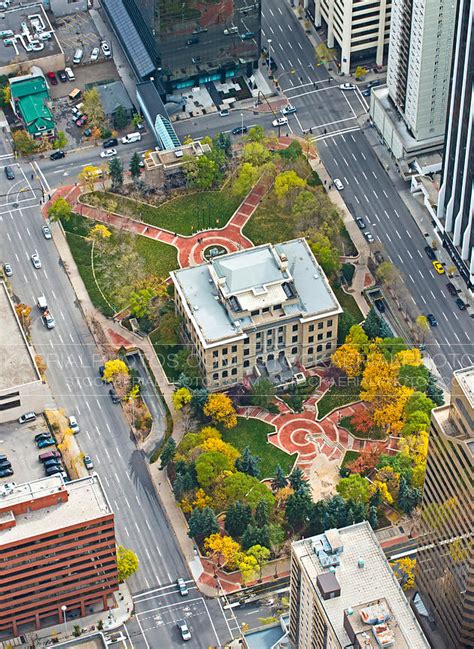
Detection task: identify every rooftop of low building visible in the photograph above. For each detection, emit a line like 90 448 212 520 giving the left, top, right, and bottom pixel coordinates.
0 5 61 67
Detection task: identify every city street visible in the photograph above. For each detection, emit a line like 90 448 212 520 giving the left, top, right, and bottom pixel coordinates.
0 159 232 648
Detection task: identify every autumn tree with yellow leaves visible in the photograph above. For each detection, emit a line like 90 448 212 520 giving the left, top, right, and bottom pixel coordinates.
203 393 237 429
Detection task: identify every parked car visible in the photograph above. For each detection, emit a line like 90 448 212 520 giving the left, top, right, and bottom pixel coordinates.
455 298 466 310
177 578 189 596
446 282 458 296
68 415 80 434
75 115 87 127
42 225 52 239
84 455 94 469
224 26 238 35
103 138 118 148
34 432 51 442
272 116 288 127
43 458 62 469
100 148 117 158
366 79 381 89
3 263 12 276
340 83 355 90
362 89 371 97
0 468 14 477
240 31 255 40
31 252 42 269
0 459 12 469
219 109 230 117
432 260 445 274
18 411 36 424
427 313 438 327
334 178 344 190
47 71 58 85
39 450 61 462
37 438 56 449
4 165 15 180
57 69 68 82
364 231 375 243
109 388 120 404
45 465 63 476
231 126 248 135
191 56 201 64
90 46 100 61
281 104 297 115
355 217 366 229
50 150 65 160
186 36 199 45
374 298 385 313
101 41 112 57
42 311 56 329
424 246 436 260
177 620 191 641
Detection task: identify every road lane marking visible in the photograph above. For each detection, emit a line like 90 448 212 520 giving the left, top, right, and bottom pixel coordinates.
86 430 91 440
95 398 102 410
383 190 388 198
372 171 377 179
106 422 111 432
43 268 48 279
60 310 65 320
354 195 360 203
361 171 367 180
123 525 130 537
69 332 75 343
85 400 91 412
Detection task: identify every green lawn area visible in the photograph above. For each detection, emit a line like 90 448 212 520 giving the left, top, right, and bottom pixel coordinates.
62 213 178 316
341 450 360 467
83 190 241 236
317 381 361 419
222 417 296 479
332 285 364 322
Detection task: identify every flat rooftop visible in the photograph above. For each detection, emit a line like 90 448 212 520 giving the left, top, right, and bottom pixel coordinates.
0 5 61 66
0 282 40 391
172 239 342 345
293 522 429 648
0 475 112 546
454 365 474 409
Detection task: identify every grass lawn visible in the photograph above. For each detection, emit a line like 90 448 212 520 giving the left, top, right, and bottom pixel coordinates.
332 285 364 322
317 381 361 419
84 190 241 236
341 450 361 467
222 417 296 479
62 213 178 315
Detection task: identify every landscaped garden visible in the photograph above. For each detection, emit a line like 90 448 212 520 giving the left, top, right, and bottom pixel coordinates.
317 381 361 419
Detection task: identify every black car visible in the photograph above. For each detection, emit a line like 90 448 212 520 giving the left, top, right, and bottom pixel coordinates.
57 69 68 82
34 432 52 442
0 459 12 469
424 246 436 260
355 217 366 229
186 36 199 45
455 298 466 310
50 150 65 160
232 126 248 135
446 282 458 296
427 313 438 327
4 165 15 180
43 458 62 469
103 138 118 148
374 298 385 313
0 468 14 477
109 388 120 404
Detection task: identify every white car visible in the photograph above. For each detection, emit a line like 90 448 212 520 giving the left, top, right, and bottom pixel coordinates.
90 47 100 62
364 231 375 243
42 225 52 239
177 620 191 641
334 178 344 190
31 252 42 269
272 116 288 127
281 104 297 115
68 415 80 434
101 41 111 57
340 83 355 91
100 148 117 158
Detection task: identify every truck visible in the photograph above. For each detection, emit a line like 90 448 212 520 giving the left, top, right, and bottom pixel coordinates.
121 132 141 144
37 295 47 312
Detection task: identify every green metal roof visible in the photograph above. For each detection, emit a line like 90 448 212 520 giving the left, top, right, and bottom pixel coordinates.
11 76 54 135
10 76 48 99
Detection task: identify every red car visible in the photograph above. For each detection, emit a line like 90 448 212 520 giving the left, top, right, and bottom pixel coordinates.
47 71 58 85
75 115 87 127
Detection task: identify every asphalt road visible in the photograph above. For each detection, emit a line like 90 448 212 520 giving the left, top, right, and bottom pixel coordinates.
0 158 232 647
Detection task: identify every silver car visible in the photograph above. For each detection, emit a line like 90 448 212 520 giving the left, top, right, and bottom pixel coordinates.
31 252 42 269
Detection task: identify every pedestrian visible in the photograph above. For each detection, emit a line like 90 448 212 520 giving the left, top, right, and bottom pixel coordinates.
313 81 316 87
309 127 313 134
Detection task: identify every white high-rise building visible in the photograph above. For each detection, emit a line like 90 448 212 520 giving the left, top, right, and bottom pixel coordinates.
386 0 456 141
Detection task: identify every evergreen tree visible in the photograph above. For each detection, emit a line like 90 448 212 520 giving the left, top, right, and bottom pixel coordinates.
108 156 123 188
338 312 358 343
426 372 444 406
271 464 287 492
114 104 129 129
363 307 382 339
214 132 232 157
187 507 219 545
159 437 176 469
241 524 271 550
288 467 310 494
368 505 378 529
225 501 253 538
285 491 313 532
379 319 393 338
235 446 260 478
255 500 270 527
369 487 383 509
190 387 210 417
250 379 275 409
397 476 422 514
173 472 194 500
129 152 142 180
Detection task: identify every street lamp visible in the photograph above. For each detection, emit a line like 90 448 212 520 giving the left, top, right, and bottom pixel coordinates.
240 112 244 134
267 38 272 76
61 605 68 638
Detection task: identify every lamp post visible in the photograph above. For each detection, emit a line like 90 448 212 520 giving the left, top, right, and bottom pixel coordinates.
61 605 68 638
267 38 272 76
240 112 244 134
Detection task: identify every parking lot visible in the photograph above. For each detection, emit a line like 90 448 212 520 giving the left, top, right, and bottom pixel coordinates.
0 417 58 486
52 11 105 66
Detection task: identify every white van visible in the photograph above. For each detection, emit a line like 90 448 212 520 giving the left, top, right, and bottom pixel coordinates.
65 67 75 81
73 48 83 64
121 132 141 144
37 295 47 312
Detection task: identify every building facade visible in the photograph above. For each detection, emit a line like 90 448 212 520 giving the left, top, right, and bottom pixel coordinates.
436 0 473 289
310 0 391 74
0 476 118 638
290 523 429 649
416 366 474 648
118 0 261 90
171 240 342 391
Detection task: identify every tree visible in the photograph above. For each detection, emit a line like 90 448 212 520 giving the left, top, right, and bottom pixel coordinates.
218 472 275 511
308 232 341 277
129 287 156 318
114 105 129 129
376 261 397 285
354 65 368 79
132 113 143 128
241 524 270 550
82 87 106 131
129 152 142 180
88 224 111 242
426 372 444 406
246 125 265 142
288 467 310 494
102 358 129 382
15 303 32 330
156 311 180 345
35 354 47 378
336 474 370 504
274 170 306 200
195 451 233 488
331 343 364 378
235 446 260 478
225 501 253 538
53 130 67 149
246 544 270 579
397 475 421 514
79 165 102 192
239 552 259 583
232 162 259 197
346 444 383 475
12 129 38 155
398 364 429 392
271 464 287 492
285 491 313 531
186 154 221 190
48 197 73 223
159 437 176 469
405 392 435 418
250 378 275 409
116 546 139 582
368 504 378 529
337 312 358 343
109 156 123 189
363 307 383 339
255 500 270 527
243 141 271 166
191 388 210 418
391 557 416 590
415 315 429 343
214 132 232 157
199 437 240 463
204 533 242 569
203 393 237 429
279 140 303 161
348 409 376 436
173 471 195 500
172 387 192 410
377 453 413 483
188 507 219 545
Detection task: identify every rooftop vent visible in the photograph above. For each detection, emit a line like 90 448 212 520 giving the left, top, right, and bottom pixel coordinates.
316 572 341 600
193 305 199 311
358 558 365 569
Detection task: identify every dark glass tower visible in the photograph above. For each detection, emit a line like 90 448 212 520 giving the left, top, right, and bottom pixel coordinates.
122 0 261 90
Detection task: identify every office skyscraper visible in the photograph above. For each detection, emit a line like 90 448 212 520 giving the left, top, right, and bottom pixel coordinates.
120 0 261 90
436 0 473 289
416 366 474 648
